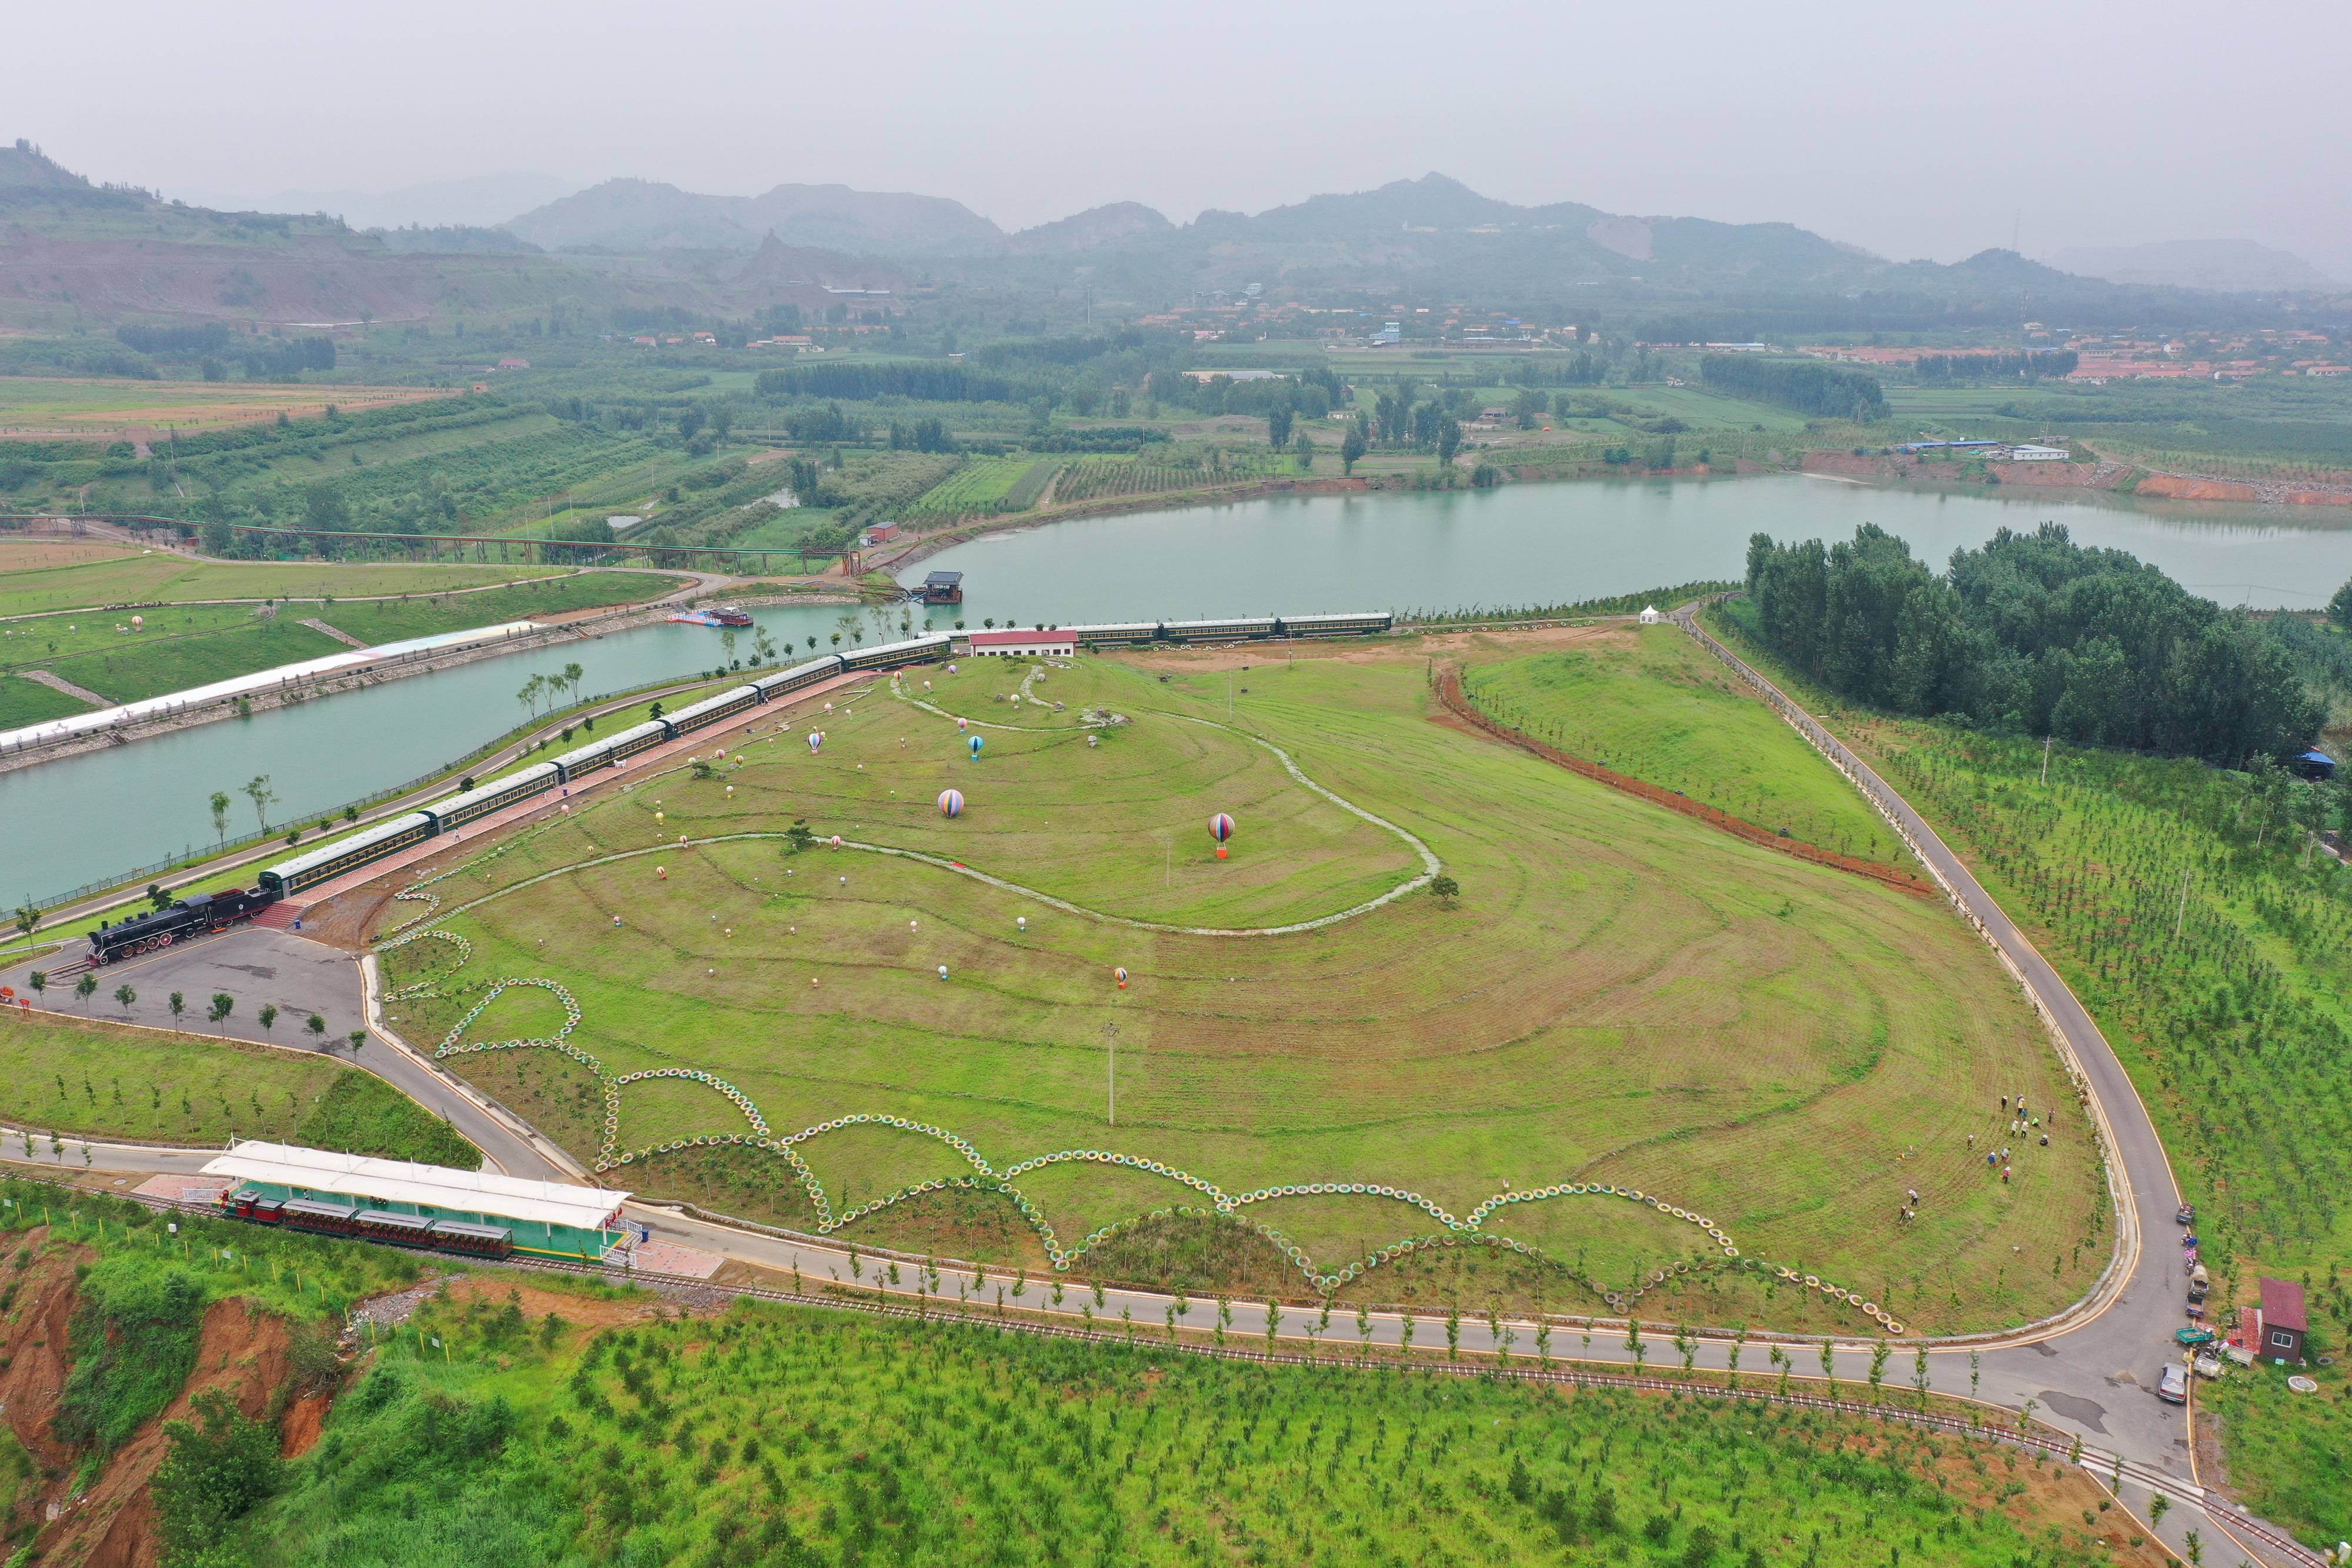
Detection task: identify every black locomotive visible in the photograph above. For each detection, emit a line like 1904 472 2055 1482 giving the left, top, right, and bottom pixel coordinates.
89 886 276 965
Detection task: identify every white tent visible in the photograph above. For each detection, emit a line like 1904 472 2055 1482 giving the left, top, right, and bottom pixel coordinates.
1638 606 1663 624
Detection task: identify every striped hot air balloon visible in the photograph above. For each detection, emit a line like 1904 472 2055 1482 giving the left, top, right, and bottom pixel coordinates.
1208 813 1235 842
938 788 964 818
969 734 984 758
1114 966 1128 990
807 731 823 754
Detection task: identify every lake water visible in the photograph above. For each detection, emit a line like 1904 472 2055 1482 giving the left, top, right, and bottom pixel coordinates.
11 473 2352 904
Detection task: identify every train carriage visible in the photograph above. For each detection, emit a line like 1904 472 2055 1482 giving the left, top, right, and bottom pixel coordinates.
1275 611 1393 638
355 1209 438 1248
427 1219 516 1259
662 684 761 738
1160 616 1278 644
277 1198 360 1237
750 655 844 702
259 813 436 898
838 632 953 673
424 763 559 834
1065 621 1162 647
551 720 669 783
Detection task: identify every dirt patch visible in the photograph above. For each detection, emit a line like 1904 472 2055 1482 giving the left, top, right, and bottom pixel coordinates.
54 1298 294 1568
279 1393 329 1459
431 1275 669 1333
0 540 138 571
297 870 411 953
2133 472 2263 503
1432 661 1935 897
1987 462 2122 489
1107 621 1621 676
0 1229 97 1480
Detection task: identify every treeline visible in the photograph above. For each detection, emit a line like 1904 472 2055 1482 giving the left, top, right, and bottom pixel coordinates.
110 324 335 377
117 322 233 356
1700 354 1885 420
754 363 1036 403
1745 521 2319 764
1914 351 2079 383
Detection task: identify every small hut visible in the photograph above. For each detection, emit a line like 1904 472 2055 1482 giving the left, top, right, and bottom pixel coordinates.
1638 606 1663 625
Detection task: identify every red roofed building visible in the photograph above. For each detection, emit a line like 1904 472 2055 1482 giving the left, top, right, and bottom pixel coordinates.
2257 1277 2308 1363
962 628 1075 658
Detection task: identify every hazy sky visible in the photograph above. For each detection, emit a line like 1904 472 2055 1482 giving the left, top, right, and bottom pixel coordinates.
19 0 2351 273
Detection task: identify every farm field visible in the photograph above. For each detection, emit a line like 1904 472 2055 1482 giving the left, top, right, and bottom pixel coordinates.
224 1295 2159 1568
305 570 687 644
0 541 572 618
0 1011 475 1164
1460 626 1915 867
39 617 348 704
903 456 1042 519
0 376 450 435
364 636 2103 1334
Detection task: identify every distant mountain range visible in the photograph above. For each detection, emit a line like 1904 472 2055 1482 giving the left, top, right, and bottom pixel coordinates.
491 172 2223 310
3 139 2338 331
2044 238 2340 293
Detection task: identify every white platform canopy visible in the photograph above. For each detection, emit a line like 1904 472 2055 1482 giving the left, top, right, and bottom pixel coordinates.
201 1140 629 1232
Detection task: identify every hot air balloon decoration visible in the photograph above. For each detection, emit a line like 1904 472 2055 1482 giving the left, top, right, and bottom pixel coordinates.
1114 966 1128 990
968 735 984 758
1210 813 1235 858
938 788 964 818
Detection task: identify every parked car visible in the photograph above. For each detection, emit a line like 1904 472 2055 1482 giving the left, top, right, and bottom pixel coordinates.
2174 1326 2217 1348
2156 1363 2189 1404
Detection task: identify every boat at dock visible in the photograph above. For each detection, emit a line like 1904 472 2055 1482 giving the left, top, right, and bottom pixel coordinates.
667 606 755 628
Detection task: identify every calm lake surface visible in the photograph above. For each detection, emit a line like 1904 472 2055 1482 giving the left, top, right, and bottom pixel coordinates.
12 473 2351 904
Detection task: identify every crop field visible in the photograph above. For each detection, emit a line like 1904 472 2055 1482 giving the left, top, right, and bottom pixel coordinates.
904 457 1043 519
1053 453 1272 506
1461 628 1913 867
223 1295 2157 1568
0 376 450 436
0 1011 475 1163
0 543 570 618
366 638 2102 1335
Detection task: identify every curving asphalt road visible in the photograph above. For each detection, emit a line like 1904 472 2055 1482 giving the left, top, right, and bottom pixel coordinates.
0 621 2316 1564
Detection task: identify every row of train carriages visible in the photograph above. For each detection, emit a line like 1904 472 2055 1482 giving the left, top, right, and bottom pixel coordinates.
1062 612 1392 647
89 614 1391 961
255 634 954 898
227 1189 518 1259
90 636 956 961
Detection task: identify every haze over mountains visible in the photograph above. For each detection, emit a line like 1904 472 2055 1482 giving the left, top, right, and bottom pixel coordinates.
2 138 2340 332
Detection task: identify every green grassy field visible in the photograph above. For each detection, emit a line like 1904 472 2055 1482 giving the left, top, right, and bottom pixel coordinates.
308 571 687 644
0 673 91 726
1461 626 1914 867
369 640 2102 1334
0 1011 475 1164
0 541 572 618
0 564 680 707
223 1293 2147 1568
41 617 349 703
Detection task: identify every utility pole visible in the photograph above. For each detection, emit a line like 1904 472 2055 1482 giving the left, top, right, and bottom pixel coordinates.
1105 1021 1119 1126
2175 867 2190 940
2040 735 2052 785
